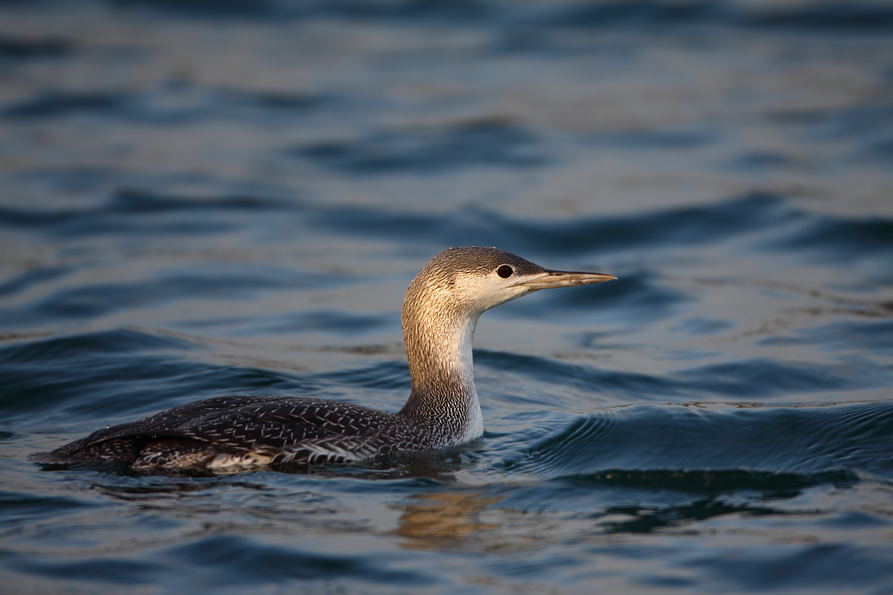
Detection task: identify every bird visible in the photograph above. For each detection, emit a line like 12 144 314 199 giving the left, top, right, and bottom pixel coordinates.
31 246 615 472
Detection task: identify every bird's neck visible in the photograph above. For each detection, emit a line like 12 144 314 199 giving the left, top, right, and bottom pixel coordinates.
397 301 484 445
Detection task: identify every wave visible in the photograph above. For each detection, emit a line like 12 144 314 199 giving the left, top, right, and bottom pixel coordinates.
507 401 893 481
294 118 546 174
90 0 893 34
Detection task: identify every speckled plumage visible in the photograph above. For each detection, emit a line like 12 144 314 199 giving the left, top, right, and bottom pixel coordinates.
32 247 614 471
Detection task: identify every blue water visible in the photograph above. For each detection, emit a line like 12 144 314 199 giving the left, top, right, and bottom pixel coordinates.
2 0 893 593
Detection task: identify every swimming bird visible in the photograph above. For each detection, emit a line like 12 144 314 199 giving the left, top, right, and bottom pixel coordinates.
32 247 615 471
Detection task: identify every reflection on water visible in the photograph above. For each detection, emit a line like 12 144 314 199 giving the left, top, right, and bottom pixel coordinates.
395 492 504 549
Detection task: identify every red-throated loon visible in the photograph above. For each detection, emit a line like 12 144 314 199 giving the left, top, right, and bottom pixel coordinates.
32 247 615 471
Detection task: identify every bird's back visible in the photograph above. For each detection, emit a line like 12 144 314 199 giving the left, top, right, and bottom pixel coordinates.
31 395 416 470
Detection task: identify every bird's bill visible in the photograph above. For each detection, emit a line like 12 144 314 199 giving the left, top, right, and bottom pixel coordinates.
517 270 617 290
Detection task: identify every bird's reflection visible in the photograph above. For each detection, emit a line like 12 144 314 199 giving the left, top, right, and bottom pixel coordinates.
394 491 504 549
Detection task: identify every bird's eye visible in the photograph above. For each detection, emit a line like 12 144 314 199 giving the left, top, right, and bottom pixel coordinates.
497 265 514 278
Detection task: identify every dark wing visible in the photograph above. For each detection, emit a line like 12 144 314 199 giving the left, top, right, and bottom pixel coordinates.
168 397 398 450
31 395 398 466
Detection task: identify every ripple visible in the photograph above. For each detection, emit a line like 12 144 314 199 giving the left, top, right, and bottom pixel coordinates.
108 188 296 215
560 468 859 495
1 549 161 586
313 193 797 257
318 360 412 392
0 36 72 59
760 319 893 352
0 266 330 328
772 213 893 264
0 188 301 237
161 534 430 585
1 90 128 119
107 0 893 34
687 544 893 591
477 351 867 401
515 401 893 480
295 118 547 174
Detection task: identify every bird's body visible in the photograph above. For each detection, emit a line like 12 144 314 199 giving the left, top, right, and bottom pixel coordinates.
37 396 459 469
32 247 614 471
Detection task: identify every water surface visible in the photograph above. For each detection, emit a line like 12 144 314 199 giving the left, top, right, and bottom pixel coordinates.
1 1 893 593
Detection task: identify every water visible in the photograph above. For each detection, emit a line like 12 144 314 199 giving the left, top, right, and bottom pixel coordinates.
2 0 893 592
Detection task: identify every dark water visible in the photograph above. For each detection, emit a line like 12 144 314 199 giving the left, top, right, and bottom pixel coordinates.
2 0 893 593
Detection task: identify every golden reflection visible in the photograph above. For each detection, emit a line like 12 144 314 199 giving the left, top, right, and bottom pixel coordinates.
393 491 504 549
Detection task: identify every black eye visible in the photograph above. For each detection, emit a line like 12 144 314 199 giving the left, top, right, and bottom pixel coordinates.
497 265 513 278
